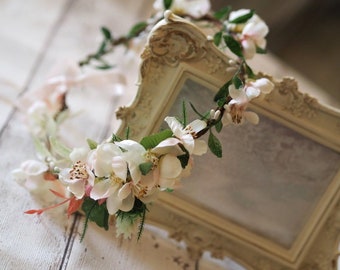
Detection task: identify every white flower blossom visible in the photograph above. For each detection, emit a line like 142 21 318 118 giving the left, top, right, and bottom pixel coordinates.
113 140 160 204
222 78 274 125
59 147 93 199
87 143 124 178
153 0 211 18
165 117 207 155
26 101 57 138
12 160 48 191
155 154 193 190
228 9 269 59
114 140 149 184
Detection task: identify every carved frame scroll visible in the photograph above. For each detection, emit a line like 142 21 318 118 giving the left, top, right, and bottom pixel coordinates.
116 11 340 270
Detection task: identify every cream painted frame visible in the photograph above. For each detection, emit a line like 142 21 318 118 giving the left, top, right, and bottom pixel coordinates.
116 11 340 270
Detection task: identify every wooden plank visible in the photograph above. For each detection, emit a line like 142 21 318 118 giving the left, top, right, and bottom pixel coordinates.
0 114 72 269
63 223 197 270
0 0 77 269
0 0 71 130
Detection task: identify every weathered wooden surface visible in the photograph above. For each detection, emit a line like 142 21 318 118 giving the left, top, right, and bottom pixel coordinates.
0 1 237 269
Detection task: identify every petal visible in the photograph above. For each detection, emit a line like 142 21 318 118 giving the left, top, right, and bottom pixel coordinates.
58 168 72 185
69 147 88 162
90 143 122 177
106 191 122 215
115 140 146 165
243 21 269 38
187 119 207 134
140 172 157 188
118 183 132 200
241 39 256 59
115 140 145 155
221 113 232 126
152 137 184 156
165 116 184 138
229 85 247 102
244 111 259 125
21 160 48 176
97 142 122 158
120 193 135 212
174 0 211 18
90 179 118 200
192 139 208 156
112 156 127 180
159 154 182 179
68 180 85 199
245 85 260 100
129 162 142 184
251 78 274 94
256 37 267 49
181 133 195 154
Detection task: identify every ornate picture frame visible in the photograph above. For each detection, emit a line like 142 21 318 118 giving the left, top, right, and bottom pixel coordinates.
116 12 340 270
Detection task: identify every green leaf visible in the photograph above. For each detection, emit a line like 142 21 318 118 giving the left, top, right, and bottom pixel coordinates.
96 40 107 56
232 75 243 89
223 35 243 58
177 153 189 169
245 63 256 79
95 64 114 70
55 110 69 125
217 98 227 107
140 129 173 150
139 162 153 175
213 6 231 20
256 46 267 54
101 26 112 40
49 136 71 159
177 144 190 169
33 137 52 159
215 120 223 133
214 80 231 102
137 204 147 241
125 126 130 139
127 21 148 38
229 10 255 24
208 131 222 158
87 138 98 150
182 100 187 127
189 102 209 120
163 0 173 9
110 133 122 143
82 197 109 230
213 31 223 46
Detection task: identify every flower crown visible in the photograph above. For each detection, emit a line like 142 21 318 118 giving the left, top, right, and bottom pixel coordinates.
12 0 274 240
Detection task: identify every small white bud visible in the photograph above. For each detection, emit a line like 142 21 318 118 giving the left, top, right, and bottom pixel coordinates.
210 109 215 119
214 110 221 120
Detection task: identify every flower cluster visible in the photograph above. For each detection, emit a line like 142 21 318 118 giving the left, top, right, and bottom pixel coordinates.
13 0 274 240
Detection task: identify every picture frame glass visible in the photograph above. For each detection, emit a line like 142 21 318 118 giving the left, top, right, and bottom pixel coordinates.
163 77 340 248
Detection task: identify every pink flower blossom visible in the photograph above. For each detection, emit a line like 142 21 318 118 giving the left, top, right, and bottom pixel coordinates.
222 78 274 125
228 9 269 59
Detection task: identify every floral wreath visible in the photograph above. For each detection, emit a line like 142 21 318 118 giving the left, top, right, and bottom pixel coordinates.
12 0 274 240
